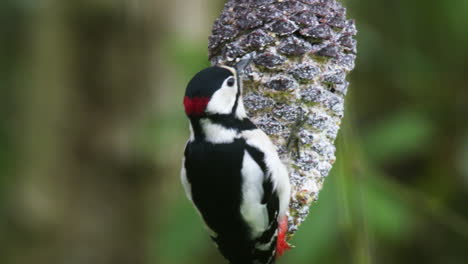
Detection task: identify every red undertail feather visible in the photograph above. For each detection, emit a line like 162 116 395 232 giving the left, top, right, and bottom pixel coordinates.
276 216 291 258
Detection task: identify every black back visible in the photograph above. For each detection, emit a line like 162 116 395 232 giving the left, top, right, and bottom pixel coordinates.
184 137 279 264
184 138 254 263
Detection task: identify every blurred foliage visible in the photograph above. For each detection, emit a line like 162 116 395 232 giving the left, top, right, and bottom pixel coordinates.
1 0 468 264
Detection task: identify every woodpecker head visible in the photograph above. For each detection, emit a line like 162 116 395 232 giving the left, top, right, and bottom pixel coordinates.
183 56 253 119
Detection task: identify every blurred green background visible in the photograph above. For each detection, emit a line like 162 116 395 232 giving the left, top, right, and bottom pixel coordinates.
1 0 467 264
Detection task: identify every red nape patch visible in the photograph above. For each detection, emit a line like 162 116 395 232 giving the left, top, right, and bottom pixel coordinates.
183 96 210 116
276 216 291 258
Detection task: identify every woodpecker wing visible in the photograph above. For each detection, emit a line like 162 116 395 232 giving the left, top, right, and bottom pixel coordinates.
242 145 280 264
183 137 258 263
241 129 290 218
240 128 291 263
181 127 289 264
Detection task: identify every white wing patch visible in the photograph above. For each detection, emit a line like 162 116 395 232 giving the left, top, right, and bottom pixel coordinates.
255 229 278 250
241 151 269 237
242 129 291 218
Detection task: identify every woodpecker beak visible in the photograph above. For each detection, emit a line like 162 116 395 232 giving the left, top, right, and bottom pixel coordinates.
235 52 255 75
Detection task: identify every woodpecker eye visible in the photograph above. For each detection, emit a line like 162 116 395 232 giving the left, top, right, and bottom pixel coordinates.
227 77 235 87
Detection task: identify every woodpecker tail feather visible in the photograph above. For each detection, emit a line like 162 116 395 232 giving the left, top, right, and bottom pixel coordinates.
276 216 292 257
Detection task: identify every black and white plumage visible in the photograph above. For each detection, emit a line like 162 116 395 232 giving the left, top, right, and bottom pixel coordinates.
181 63 291 264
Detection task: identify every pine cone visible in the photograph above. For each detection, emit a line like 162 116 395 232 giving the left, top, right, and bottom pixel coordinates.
209 0 357 237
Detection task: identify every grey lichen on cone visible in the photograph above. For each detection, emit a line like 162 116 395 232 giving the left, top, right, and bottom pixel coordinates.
209 0 357 238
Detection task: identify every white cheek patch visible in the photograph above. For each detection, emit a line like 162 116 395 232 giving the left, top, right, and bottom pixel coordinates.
205 80 237 115
235 98 247 119
200 119 238 143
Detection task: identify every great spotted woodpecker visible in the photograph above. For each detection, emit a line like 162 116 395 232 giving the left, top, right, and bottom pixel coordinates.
181 58 291 264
